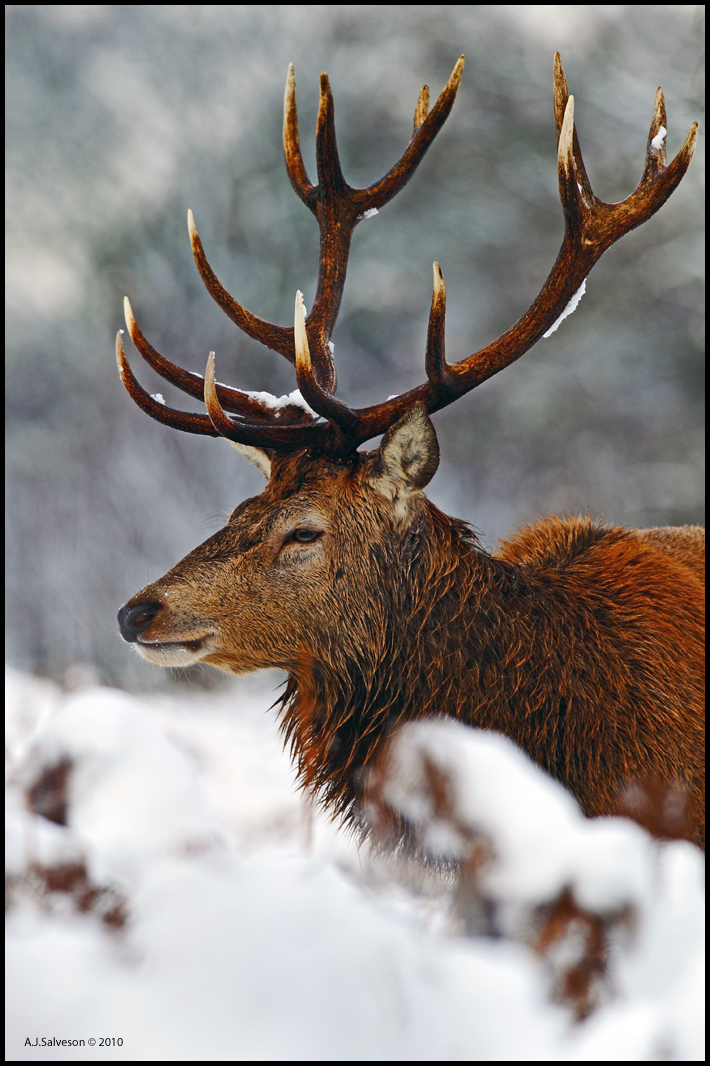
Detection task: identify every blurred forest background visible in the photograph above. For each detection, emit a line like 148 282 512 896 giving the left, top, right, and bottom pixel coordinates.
6 6 704 690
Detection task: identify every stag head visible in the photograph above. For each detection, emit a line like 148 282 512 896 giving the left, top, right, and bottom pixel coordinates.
118 403 439 673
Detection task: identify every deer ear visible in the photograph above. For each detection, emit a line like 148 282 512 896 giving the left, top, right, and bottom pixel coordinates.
371 402 439 507
225 440 272 479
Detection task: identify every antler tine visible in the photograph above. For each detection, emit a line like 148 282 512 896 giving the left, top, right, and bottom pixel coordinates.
315 72 347 194
116 329 219 437
118 327 319 442
119 318 341 450
202 352 260 444
123 297 283 422
294 71 345 396
640 87 697 190
187 210 296 362
293 292 357 433
552 53 596 210
203 351 339 450
414 85 430 135
283 63 317 208
645 88 669 174
354 56 464 213
425 263 454 389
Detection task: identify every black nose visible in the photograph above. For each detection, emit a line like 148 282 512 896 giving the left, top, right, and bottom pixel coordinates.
118 601 162 643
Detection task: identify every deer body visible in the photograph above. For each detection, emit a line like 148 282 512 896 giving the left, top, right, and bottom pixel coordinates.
120 443 704 848
116 57 704 848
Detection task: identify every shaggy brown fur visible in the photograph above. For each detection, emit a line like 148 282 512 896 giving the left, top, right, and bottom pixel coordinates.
119 443 705 850
283 499 704 847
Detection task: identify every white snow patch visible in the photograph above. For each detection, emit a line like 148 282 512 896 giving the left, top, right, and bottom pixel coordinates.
361 207 379 220
150 393 165 405
147 373 321 420
651 126 667 151
543 279 587 338
198 383 320 420
384 722 651 913
5 668 705 1061
245 388 319 418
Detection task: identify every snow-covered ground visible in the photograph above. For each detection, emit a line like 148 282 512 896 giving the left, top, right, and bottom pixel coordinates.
6 667 704 1060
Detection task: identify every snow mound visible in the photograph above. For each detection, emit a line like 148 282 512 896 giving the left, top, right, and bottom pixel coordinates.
6 669 704 1060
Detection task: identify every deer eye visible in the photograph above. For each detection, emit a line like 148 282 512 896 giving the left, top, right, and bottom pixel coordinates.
290 528 323 544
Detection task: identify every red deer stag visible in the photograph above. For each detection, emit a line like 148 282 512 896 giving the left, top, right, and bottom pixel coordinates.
117 56 704 849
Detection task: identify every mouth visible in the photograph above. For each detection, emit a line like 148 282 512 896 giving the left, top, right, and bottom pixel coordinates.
134 635 215 667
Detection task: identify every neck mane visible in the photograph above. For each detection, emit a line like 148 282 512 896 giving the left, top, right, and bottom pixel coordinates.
277 503 514 829
271 502 704 849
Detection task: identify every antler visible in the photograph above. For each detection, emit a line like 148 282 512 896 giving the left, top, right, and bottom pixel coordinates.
117 57 464 452
117 54 697 459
